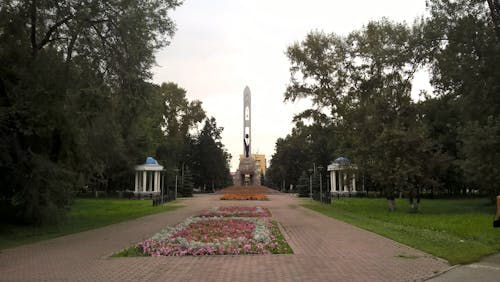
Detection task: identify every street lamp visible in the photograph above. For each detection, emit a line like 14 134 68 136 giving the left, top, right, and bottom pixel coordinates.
318 166 324 203
174 168 180 199
308 168 313 198
161 170 165 203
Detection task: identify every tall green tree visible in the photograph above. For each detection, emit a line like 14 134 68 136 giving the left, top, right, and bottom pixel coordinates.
284 20 435 210
192 117 232 191
424 0 500 197
155 82 205 175
0 0 181 223
459 116 500 200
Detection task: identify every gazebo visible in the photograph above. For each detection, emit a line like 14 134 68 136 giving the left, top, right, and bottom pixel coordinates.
134 157 163 196
328 157 358 195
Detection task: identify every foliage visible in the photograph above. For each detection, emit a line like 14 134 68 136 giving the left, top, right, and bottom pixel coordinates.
0 198 182 250
459 116 500 199
192 117 232 191
178 166 194 197
296 171 311 197
302 197 498 264
0 0 182 224
266 123 333 190
0 1 234 224
269 0 500 204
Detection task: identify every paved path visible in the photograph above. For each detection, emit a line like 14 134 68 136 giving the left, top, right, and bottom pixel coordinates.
0 194 448 281
427 253 500 282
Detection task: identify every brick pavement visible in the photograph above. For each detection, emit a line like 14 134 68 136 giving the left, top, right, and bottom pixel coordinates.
0 194 449 281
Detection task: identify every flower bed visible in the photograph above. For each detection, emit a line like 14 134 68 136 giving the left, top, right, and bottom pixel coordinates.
114 206 292 257
220 193 268 200
200 206 270 217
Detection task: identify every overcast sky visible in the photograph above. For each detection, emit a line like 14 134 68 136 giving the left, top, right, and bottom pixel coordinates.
152 0 432 171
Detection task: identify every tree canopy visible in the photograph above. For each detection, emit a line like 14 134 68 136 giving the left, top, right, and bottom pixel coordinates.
267 0 500 205
0 0 232 224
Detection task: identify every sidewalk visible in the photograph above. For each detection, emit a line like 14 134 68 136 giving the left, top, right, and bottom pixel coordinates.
427 253 500 282
0 194 449 281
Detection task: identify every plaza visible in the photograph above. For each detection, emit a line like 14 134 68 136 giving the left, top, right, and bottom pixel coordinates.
0 194 449 281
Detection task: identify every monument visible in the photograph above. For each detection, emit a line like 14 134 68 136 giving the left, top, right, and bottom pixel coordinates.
237 86 258 185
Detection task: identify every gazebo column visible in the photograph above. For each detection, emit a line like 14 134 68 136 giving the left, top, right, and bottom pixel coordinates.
338 171 342 192
134 171 138 192
352 173 356 192
342 172 348 192
142 171 147 192
331 170 337 192
153 172 157 192
149 171 153 192
155 172 160 192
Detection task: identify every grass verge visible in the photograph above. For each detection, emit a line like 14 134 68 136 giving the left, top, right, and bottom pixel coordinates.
0 198 182 250
302 197 499 265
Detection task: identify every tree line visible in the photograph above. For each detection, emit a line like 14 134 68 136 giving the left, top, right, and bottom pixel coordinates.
0 1 231 224
266 0 500 207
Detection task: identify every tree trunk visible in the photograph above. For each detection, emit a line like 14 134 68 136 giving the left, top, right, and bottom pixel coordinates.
387 192 396 212
30 0 38 57
415 196 420 212
409 191 414 211
387 199 396 212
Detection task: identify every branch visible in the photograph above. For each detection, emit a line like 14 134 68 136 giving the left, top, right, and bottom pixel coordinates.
36 14 73 50
65 32 79 63
30 0 37 56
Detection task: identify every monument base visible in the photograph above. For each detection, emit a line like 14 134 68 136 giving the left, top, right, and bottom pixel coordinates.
237 156 260 186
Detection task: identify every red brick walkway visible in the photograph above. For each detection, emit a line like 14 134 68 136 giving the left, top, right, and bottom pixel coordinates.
0 195 448 281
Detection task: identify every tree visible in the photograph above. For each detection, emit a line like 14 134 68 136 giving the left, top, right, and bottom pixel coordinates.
296 171 311 197
192 117 232 191
459 116 500 200
155 82 206 182
179 166 194 197
284 20 434 211
424 0 500 197
0 0 181 223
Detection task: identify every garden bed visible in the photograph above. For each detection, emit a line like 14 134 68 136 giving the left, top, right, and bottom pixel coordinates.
114 206 292 257
220 194 268 200
200 206 271 217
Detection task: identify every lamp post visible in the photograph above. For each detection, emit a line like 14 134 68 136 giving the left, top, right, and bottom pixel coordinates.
318 166 324 203
161 170 165 203
174 168 179 199
308 168 313 198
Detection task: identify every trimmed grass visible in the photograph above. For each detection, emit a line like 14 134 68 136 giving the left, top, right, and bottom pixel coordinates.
302 197 499 265
0 198 183 250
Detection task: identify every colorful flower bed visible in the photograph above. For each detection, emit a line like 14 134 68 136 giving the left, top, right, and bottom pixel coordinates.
115 206 292 257
200 206 271 217
220 193 268 200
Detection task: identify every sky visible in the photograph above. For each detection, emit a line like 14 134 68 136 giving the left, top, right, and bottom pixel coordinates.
152 0 432 171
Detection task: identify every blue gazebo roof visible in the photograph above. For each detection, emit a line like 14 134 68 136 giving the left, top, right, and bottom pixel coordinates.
145 157 159 165
334 157 351 164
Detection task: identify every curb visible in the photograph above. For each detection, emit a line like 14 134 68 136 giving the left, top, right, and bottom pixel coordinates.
423 264 462 281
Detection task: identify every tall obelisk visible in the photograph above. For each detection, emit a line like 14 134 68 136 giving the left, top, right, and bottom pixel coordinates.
238 86 256 185
243 86 251 158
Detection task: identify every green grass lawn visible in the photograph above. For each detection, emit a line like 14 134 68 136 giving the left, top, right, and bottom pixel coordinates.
0 198 183 250
302 197 499 265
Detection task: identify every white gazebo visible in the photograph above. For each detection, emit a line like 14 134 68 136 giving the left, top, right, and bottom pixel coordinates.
328 157 358 195
134 157 163 196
